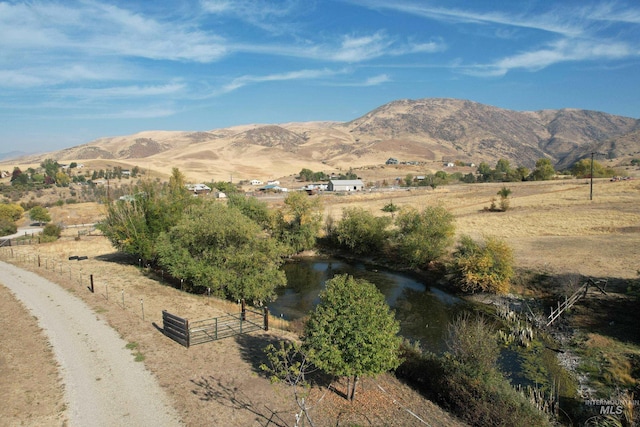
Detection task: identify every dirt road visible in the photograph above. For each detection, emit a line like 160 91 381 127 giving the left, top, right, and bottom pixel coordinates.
0 261 183 427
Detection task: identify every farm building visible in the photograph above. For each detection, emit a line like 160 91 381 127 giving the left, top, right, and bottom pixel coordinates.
328 179 364 192
186 183 211 196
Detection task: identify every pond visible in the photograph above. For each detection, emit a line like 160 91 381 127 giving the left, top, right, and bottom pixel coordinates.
268 257 472 353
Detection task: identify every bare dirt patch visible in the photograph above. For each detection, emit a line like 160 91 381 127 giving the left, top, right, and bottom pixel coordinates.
0 284 67 426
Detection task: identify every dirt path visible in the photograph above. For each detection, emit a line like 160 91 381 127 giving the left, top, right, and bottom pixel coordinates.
0 261 183 427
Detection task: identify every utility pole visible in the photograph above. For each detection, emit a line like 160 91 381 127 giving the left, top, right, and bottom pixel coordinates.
590 152 594 201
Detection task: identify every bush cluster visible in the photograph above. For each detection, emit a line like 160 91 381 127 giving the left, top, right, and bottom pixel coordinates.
397 340 551 426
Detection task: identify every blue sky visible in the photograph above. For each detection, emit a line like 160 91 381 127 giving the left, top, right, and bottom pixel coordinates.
1 0 639 153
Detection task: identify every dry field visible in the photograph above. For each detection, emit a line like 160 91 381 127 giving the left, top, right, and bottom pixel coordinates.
322 178 640 280
1 177 639 426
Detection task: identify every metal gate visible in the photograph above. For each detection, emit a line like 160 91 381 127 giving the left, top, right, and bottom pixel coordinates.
162 305 268 347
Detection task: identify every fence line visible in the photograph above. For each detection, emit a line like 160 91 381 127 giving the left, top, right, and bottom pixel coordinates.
0 247 278 338
546 278 608 327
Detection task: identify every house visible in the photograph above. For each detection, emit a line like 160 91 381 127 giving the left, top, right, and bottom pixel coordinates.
328 179 364 192
259 184 287 192
386 158 399 165
250 179 263 186
186 183 211 196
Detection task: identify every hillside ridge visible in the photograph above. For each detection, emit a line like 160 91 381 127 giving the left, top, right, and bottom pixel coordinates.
5 98 639 181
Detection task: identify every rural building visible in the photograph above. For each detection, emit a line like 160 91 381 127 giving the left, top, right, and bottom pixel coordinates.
386 158 399 165
328 179 364 192
259 184 287 192
250 179 263 186
186 183 211 196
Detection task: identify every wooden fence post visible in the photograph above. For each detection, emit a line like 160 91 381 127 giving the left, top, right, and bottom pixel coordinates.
38 255 41 267
90 274 94 293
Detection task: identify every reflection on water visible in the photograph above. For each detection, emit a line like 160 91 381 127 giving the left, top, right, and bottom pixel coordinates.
268 258 470 353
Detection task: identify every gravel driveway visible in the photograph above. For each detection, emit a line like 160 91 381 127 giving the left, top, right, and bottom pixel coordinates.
0 261 183 427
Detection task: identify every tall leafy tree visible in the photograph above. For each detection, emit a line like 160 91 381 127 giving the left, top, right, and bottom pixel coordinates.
303 274 402 401
274 191 323 254
98 174 194 263
40 159 59 182
333 207 391 255
531 158 556 181
394 205 456 268
156 202 287 303
29 205 51 225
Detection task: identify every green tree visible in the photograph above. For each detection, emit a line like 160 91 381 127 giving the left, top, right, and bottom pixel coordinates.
495 158 510 173
394 206 456 268
404 173 414 187
0 203 24 222
98 178 194 262
477 162 493 182
10 167 29 186
40 159 59 181
333 207 391 255
29 205 51 225
55 171 70 187
462 173 476 183
303 274 402 401
531 158 555 181
570 158 617 178
515 166 530 181
227 193 273 230
451 235 514 294
0 218 17 236
156 202 287 303
274 192 323 253
299 168 314 181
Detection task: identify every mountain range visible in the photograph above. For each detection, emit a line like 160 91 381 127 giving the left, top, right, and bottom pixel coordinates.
7 98 640 181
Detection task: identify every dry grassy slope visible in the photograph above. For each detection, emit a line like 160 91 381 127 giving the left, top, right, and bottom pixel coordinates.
3 98 639 182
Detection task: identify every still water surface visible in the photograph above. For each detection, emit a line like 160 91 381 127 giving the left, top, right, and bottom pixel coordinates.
268 258 471 353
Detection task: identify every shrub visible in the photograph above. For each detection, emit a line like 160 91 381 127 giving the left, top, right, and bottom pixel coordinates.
446 312 499 374
0 217 17 236
451 235 514 294
394 206 456 268
396 347 552 427
0 203 24 221
42 223 62 238
333 207 391 255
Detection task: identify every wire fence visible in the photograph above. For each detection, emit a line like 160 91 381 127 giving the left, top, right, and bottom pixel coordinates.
1 246 156 323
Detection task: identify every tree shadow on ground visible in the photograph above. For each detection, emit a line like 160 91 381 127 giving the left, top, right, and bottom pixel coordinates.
190 374 292 427
234 332 285 377
234 332 335 392
94 251 137 265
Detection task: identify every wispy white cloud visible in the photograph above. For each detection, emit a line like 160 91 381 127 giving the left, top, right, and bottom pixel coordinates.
0 1 228 63
345 0 586 37
330 74 391 87
238 32 445 63
465 39 638 77
74 107 178 120
58 82 187 99
200 0 307 34
215 68 345 95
